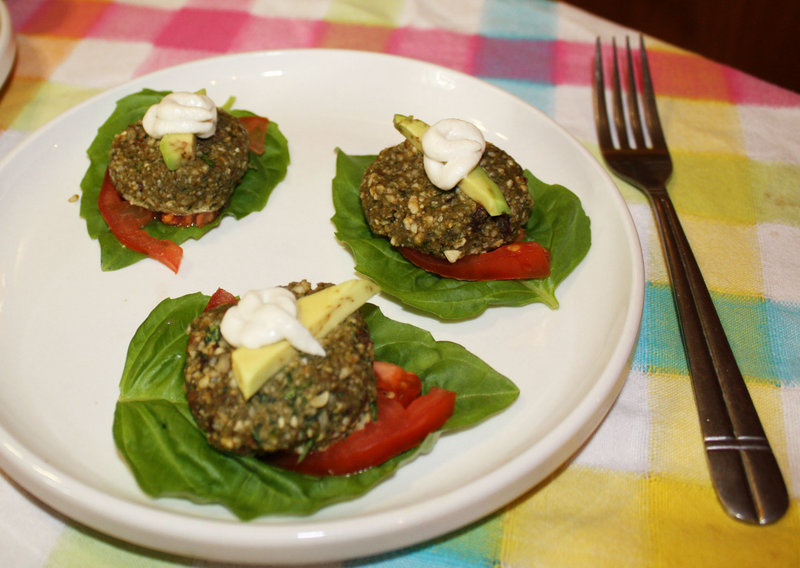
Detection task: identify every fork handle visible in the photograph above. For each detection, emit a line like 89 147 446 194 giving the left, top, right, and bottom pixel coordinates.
650 190 788 524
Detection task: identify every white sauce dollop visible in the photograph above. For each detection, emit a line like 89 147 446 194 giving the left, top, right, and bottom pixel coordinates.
220 288 325 356
142 91 218 139
421 118 486 190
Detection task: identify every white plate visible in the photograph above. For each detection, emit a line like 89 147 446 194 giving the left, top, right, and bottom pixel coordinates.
0 50 643 565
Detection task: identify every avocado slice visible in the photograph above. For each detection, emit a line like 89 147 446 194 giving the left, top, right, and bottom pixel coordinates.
393 114 427 153
231 279 381 400
159 132 196 171
392 114 512 216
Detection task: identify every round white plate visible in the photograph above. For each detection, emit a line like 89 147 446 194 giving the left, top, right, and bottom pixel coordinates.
0 50 643 565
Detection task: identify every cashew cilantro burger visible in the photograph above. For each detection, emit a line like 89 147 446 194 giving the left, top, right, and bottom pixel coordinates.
183 279 457 476
107 91 250 227
359 115 550 281
112 277 519 515
93 89 278 274
185 281 377 457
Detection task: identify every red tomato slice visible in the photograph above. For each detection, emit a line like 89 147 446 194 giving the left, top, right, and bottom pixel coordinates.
398 241 551 281
373 360 421 408
238 115 269 155
271 375 456 477
159 210 218 228
97 172 183 273
204 288 238 311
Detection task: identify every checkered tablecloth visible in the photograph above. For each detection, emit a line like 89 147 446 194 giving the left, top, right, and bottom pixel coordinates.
1 0 798 566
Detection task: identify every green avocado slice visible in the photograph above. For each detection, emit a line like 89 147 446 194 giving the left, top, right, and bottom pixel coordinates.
159 132 196 170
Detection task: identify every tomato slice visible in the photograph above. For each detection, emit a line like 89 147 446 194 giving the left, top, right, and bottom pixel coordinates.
271 368 456 476
373 360 421 408
204 288 238 311
398 241 551 281
159 210 218 228
97 172 183 273
238 115 269 155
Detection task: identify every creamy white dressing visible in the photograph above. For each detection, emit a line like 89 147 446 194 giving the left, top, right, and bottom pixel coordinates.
421 118 485 190
220 288 325 356
142 92 218 139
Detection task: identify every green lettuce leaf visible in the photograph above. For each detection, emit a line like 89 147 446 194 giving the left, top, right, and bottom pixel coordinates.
331 150 591 319
112 293 519 519
79 89 291 271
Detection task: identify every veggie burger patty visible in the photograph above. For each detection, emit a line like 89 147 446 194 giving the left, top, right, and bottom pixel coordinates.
184 280 377 456
108 109 250 215
360 139 533 260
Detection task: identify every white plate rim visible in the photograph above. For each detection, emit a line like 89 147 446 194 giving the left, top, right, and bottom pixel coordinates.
0 0 15 87
0 48 644 565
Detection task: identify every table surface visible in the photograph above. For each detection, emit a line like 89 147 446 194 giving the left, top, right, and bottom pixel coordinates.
1 1 798 567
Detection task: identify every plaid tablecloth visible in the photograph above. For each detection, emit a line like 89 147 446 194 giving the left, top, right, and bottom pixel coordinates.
1 0 798 566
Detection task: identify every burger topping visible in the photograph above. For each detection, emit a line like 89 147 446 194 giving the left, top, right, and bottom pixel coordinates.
230 279 381 399
143 91 219 171
421 118 485 190
221 287 325 355
392 114 512 216
142 91 218 139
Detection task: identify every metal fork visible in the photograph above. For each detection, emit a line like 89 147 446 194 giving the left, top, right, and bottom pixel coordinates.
593 36 788 525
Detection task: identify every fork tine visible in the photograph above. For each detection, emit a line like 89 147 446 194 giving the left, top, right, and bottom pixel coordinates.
610 38 630 150
624 37 646 149
592 37 614 150
638 35 667 149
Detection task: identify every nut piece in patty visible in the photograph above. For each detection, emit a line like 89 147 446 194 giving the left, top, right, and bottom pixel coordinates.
184 281 377 456
360 140 533 261
107 109 250 215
